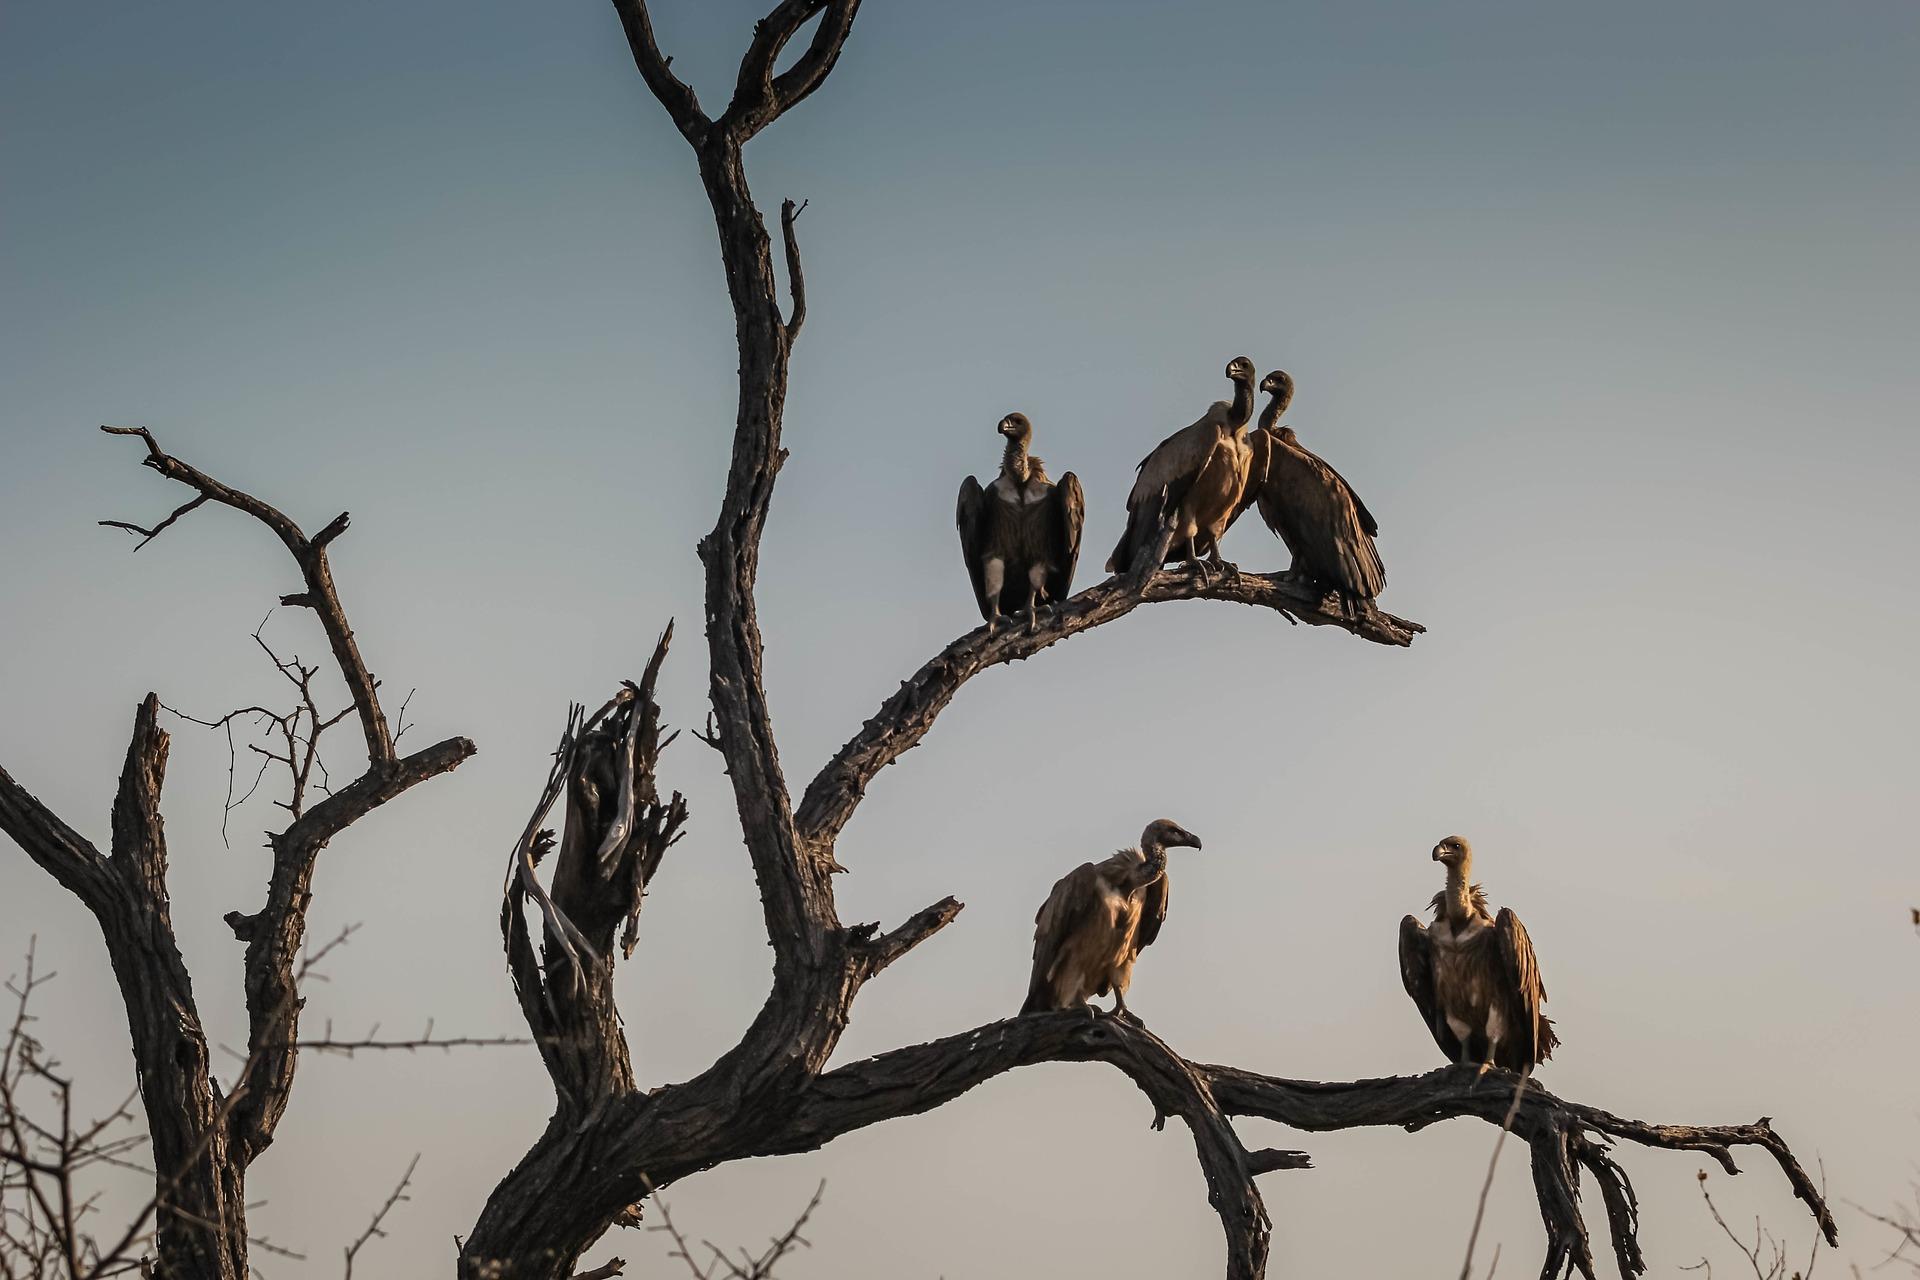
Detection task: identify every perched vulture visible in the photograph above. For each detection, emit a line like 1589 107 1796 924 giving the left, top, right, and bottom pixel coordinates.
1105 357 1258 580
1021 818 1202 1017
1238 370 1385 612
1399 836 1558 1075
956 413 1085 632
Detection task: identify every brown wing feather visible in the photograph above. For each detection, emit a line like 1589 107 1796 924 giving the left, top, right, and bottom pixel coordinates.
956 475 994 620
1492 907 1557 1069
1045 471 1085 603
1107 407 1231 572
1256 436 1384 600
1132 869 1170 954
1399 914 1462 1062
1233 426 1274 525
1022 862 1103 1014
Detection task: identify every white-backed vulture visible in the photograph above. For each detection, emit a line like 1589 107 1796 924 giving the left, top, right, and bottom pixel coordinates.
1021 818 1202 1017
1104 357 1257 580
1398 836 1558 1075
1238 370 1385 611
956 413 1085 632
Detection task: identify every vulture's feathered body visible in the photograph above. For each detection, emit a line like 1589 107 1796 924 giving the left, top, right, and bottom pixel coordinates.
1399 836 1558 1074
1105 358 1258 578
956 413 1084 630
1021 819 1202 1016
1238 371 1385 609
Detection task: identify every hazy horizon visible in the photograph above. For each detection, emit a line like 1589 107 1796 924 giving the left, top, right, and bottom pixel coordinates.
3 1 1917 1275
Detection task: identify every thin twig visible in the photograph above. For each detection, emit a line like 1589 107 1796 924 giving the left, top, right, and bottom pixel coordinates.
1460 1070 1531 1280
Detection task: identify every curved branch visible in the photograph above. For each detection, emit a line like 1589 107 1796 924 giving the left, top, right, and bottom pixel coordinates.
796 565 1424 850
721 0 860 142
780 197 808 341
99 425 396 770
610 0 709 143
752 1014 1830 1280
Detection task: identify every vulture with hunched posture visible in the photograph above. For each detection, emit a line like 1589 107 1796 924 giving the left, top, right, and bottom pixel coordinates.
1399 836 1558 1075
956 413 1085 632
1021 818 1202 1017
1105 357 1258 580
1239 370 1385 613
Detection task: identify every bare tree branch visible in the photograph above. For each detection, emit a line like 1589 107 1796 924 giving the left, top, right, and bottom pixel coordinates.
2 429 473 1278
778 199 807 342
98 424 395 769
608 0 709 142
795 562 1421 852
341 1154 417 1279
457 9 1813 1280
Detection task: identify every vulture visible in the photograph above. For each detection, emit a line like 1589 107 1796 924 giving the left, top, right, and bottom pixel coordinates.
956 413 1085 632
1238 370 1385 613
1021 818 1202 1017
1399 836 1558 1076
1105 357 1258 580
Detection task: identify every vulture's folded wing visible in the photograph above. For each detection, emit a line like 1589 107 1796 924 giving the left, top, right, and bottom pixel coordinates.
1398 914 1458 1060
1132 870 1171 954
1045 471 1085 603
1493 907 1555 1064
1258 439 1384 599
1233 426 1275 525
1022 863 1102 1014
956 474 993 619
1126 407 1229 512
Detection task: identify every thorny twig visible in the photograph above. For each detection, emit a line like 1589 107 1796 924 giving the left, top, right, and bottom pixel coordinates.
1695 1166 1827 1280
162 612 356 845
648 1180 824 1280
341 1154 417 1279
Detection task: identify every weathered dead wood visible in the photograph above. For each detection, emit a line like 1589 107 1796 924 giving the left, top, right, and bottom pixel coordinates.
461 6 1824 1280
755 1014 1832 1280
1 431 473 1279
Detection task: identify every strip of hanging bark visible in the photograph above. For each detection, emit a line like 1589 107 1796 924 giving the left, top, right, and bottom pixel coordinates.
501 626 687 1111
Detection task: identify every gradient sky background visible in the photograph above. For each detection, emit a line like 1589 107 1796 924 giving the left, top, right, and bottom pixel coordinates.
4 1 1918 1275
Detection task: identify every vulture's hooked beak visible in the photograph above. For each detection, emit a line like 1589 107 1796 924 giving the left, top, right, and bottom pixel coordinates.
1179 830 1203 851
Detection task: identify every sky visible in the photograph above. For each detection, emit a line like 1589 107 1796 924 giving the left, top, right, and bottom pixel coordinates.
3 0 1918 1275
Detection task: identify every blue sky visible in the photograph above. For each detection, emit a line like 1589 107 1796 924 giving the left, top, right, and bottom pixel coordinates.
3 2 1917 1275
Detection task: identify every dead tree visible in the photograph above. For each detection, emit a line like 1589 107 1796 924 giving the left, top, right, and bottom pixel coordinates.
461 4 1834 1278
0 429 475 1279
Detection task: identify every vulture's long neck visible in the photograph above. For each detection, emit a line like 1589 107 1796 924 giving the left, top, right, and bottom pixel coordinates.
1136 839 1170 888
1227 378 1256 435
1440 858 1476 923
1001 435 1033 486
1258 391 1290 432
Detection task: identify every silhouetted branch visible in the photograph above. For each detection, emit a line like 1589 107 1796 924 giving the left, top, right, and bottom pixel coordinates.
2 430 472 1278
795 560 1421 853
779 199 808 341
649 1181 822 1280
341 1154 417 1279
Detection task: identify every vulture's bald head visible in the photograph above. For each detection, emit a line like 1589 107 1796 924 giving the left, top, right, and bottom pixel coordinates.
1225 355 1256 384
1260 369 1295 408
1143 818 1202 852
1432 835 1473 866
997 413 1033 444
